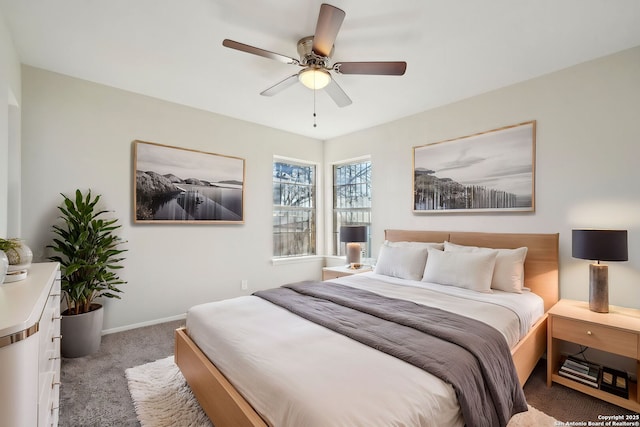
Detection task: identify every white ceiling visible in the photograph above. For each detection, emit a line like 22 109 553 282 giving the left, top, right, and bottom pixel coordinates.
2 0 640 140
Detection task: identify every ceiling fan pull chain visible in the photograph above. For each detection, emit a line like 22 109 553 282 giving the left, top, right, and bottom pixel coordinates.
313 82 318 128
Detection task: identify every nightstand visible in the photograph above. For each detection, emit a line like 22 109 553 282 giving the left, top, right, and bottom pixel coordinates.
322 265 372 281
547 299 640 412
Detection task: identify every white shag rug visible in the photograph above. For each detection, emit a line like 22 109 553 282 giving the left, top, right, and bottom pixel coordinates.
126 356 558 427
126 356 212 427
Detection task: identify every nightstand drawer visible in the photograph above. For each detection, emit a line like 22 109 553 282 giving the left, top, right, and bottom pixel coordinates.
553 317 638 358
322 266 372 281
323 270 349 280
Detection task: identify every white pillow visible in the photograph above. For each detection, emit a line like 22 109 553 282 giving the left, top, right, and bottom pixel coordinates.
374 244 429 281
384 240 444 251
422 248 498 293
444 241 528 293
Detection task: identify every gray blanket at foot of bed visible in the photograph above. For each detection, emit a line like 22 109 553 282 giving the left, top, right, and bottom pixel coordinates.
254 281 528 427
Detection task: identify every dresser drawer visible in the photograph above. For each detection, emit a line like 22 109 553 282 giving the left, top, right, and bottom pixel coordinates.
552 316 638 358
38 370 58 427
38 306 60 368
0 263 60 427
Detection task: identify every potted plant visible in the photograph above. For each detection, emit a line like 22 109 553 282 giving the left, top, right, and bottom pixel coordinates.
48 189 127 357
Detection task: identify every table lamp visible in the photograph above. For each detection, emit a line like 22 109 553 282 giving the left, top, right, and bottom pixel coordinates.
340 226 367 268
572 229 628 313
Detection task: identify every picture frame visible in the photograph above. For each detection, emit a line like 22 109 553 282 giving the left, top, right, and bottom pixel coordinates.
413 121 536 213
134 140 245 224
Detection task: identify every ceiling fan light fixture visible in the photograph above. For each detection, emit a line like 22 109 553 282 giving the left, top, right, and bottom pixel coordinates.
298 68 331 90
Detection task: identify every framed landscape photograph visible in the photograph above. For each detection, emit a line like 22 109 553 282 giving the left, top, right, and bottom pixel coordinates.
413 121 536 213
134 140 245 223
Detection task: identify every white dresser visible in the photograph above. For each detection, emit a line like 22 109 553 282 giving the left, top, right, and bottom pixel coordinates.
0 262 61 427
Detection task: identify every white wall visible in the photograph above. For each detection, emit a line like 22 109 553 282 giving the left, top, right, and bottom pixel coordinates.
325 46 640 309
20 66 324 331
0 9 21 237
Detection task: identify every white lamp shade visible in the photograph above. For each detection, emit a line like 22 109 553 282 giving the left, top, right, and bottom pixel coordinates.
298 68 331 90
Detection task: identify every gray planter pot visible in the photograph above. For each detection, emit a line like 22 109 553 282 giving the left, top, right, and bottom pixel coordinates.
61 304 104 358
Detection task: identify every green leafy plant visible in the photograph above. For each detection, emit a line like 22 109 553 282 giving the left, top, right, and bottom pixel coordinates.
48 189 127 315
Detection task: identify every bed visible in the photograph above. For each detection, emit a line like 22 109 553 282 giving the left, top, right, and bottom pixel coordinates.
175 230 559 427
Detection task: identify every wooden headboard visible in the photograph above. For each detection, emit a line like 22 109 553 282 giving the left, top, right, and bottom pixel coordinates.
384 230 559 312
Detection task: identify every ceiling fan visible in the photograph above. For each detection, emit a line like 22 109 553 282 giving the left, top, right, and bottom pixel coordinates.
222 3 407 108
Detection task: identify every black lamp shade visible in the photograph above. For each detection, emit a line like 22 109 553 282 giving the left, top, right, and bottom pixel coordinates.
572 229 628 262
340 226 367 243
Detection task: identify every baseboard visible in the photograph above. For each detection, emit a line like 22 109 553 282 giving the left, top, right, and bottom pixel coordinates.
102 313 186 335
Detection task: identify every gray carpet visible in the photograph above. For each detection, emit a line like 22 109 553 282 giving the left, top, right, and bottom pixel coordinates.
60 320 182 427
59 319 637 426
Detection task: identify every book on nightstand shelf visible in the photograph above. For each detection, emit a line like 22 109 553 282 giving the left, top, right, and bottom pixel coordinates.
558 357 601 388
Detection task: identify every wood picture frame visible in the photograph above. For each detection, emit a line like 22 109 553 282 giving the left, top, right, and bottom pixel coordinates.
413 121 536 213
134 140 245 224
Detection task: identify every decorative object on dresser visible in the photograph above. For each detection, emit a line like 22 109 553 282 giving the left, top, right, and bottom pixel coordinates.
48 189 127 358
547 299 640 412
0 262 61 427
0 238 33 282
572 229 628 313
339 225 367 267
0 250 7 284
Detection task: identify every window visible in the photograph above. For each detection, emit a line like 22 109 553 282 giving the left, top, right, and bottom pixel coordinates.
333 159 371 257
273 159 316 257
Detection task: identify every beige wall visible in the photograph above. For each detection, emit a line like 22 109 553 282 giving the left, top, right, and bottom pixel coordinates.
20 66 324 331
325 46 640 309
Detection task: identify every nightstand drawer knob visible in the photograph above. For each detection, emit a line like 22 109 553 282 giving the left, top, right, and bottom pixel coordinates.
587 330 592 335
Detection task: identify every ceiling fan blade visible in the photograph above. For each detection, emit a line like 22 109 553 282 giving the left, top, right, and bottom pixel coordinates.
334 61 407 75
260 74 299 97
312 4 345 57
223 39 300 65
324 78 352 107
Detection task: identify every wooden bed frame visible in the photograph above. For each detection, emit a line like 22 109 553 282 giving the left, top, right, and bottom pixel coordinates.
175 230 559 427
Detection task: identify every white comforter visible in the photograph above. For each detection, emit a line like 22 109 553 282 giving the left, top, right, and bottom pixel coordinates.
186 272 543 427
